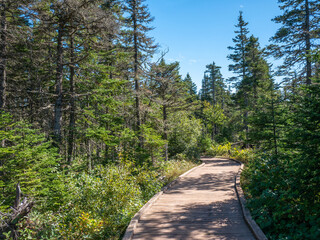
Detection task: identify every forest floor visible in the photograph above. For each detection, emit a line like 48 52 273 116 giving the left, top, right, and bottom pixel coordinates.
130 157 255 240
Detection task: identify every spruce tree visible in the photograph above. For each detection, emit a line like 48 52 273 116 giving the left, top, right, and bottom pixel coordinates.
245 36 273 107
228 11 250 143
228 11 250 88
200 73 210 102
183 73 197 97
147 59 191 161
242 35 280 151
269 0 320 84
0 0 34 110
204 62 225 106
123 0 157 147
0 0 7 110
32 0 117 152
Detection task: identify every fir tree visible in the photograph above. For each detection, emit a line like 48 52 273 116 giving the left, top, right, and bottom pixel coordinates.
33 0 117 152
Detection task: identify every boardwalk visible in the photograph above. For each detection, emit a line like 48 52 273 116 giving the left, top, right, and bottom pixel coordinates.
131 158 256 240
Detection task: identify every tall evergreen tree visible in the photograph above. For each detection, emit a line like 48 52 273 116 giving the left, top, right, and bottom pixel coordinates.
0 0 34 110
228 11 250 88
228 11 250 142
33 0 117 151
204 62 225 106
242 35 280 151
148 59 192 161
269 0 320 84
183 73 197 97
123 0 157 147
245 36 273 107
200 73 210 102
0 0 7 110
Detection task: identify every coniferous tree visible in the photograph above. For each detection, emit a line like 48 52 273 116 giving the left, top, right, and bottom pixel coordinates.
245 36 273 108
199 62 228 140
65 0 118 163
123 0 157 147
183 73 197 97
0 0 34 111
248 82 284 154
269 0 320 84
0 112 59 208
243 35 281 151
228 11 250 88
228 11 250 143
0 0 8 110
200 73 210 102
243 35 320 240
148 59 192 161
204 62 226 106
32 0 117 152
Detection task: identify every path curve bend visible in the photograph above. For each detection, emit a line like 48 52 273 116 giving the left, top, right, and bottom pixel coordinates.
124 157 260 240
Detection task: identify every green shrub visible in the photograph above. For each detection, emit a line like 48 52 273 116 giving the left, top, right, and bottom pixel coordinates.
206 142 231 157
206 142 255 163
0 112 59 211
158 159 198 184
20 164 143 239
242 154 320 240
168 112 202 160
18 158 198 239
198 135 213 153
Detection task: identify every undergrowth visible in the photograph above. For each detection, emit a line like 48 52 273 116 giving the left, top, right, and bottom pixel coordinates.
14 159 198 240
205 142 255 163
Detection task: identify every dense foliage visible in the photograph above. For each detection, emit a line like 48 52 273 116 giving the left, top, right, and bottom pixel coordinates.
0 0 201 238
0 0 319 239
202 2 320 239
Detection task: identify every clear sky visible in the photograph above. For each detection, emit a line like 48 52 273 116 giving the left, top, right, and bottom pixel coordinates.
146 0 283 91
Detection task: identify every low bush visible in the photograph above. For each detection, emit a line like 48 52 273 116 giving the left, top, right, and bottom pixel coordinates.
168 112 202 160
205 142 255 163
242 154 320 240
158 158 198 183
16 159 198 239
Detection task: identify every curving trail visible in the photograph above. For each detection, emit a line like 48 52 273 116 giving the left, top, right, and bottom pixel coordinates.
130 157 256 240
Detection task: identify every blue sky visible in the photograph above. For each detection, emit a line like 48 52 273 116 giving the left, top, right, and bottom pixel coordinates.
146 0 283 90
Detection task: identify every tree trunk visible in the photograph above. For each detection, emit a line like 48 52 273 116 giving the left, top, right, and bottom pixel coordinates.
0 184 34 240
88 140 92 172
0 3 7 110
305 0 312 85
271 94 278 156
53 24 64 149
240 22 249 146
67 36 76 164
163 105 168 161
211 128 214 141
211 66 216 105
244 95 249 147
133 2 143 148
212 79 216 105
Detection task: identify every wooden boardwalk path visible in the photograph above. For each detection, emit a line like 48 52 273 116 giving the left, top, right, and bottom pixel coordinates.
130 158 256 240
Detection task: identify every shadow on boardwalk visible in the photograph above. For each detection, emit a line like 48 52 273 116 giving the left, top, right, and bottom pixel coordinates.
131 158 255 240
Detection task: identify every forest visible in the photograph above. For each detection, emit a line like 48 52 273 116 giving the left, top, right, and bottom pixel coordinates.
0 0 319 239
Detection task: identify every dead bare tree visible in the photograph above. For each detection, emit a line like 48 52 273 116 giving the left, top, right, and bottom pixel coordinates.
0 184 34 240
